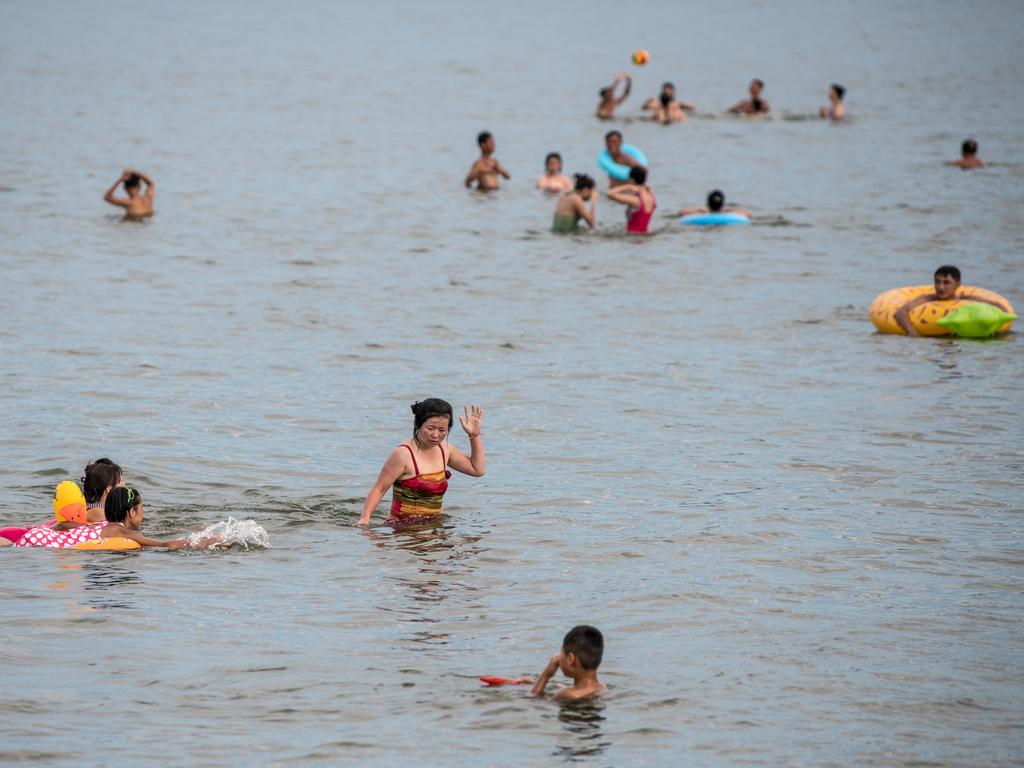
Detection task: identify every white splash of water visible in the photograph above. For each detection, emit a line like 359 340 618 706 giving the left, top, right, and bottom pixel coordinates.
187 517 270 550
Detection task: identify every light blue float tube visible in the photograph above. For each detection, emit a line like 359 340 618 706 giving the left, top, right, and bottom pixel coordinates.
597 144 648 181
680 212 751 226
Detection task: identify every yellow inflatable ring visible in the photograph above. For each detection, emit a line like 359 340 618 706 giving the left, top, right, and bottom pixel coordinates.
869 285 1015 336
71 537 141 551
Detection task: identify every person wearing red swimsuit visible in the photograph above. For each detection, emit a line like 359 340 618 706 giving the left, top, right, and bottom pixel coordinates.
606 165 656 233
359 399 486 526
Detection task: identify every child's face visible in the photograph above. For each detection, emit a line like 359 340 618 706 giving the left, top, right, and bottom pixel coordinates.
125 503 144 531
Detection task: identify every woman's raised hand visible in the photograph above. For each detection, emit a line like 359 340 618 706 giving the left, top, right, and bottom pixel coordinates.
459 404 483 438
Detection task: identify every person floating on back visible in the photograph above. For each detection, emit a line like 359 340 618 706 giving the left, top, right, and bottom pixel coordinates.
948 139 985 169
528 625 607 701
679 189 749 218
606 166 656 233
819 83 846 120
642 82 695 123
465 131 510 191
552 174 597 233
894 265 1010 336
596 72 632 119
536 152 573 192
728 78 770 116
103 168 154 219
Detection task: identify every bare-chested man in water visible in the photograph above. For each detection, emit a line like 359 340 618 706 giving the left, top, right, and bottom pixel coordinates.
947 139 985 169
728 79 770 116
596 73 632 119
465 131 511 191
643 82 696 123
103 168 155 219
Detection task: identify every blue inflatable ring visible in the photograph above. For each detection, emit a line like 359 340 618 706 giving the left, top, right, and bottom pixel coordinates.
597 144 648 181
680 212 750 226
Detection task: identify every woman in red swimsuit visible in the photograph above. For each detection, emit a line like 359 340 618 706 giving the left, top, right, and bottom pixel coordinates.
359 399 485 526
606 165 657 233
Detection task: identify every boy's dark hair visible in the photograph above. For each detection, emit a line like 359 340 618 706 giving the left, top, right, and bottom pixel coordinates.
477 131 492 147
707 189 725 211
661 81 674 90
962 139 978 155
599 87 610 97
574 173 595 191
105 486 141 523
81 458 123 504
629 166 647 184
545 152 562 165
125 174 141 189
832 83 846 100
563 625 603 670
934 265 961 282
411 398 453 433
605 130 622 141
753 78 765 89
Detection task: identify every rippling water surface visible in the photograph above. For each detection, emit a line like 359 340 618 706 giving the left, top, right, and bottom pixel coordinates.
2 1 1023 765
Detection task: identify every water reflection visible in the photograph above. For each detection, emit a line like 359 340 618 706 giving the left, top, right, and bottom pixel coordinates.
552 700 610 762
80 557 143 610
361 519 485 648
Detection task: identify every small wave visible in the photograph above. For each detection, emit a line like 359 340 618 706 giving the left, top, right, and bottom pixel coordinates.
187 517 270 549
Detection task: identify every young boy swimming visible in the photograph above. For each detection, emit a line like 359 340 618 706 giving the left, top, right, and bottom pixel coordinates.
536 152 573 192
551 174 597 233
948 139 985 169
103 168 155 219
528 625 607 701
465 131 510 191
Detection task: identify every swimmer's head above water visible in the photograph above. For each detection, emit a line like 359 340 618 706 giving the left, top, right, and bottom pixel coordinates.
124 174 142 193
933 265 961 300
707 189 725 211
962 139 978 157
830 83 846 101
562 625 604 672
411 398 453 446
477 131 495 153
105 486 143 528
628 166 648 185
545 152 563 174
750 78 764 97
574 173 596 199
661 82 675 99
604 130 623 152
82 457 123 506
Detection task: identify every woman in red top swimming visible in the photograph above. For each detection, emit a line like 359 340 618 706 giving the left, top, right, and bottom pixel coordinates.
359 399 485 526
606 165 656 233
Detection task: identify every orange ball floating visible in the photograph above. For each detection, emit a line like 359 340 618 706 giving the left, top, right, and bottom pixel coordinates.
632 49 650 66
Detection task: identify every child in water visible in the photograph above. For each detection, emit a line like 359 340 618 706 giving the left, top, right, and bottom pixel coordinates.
15 487 220 549
679 189 750 218
103 168 155 219
819 83 846 120
552 174 597 233
359 399 485 526
465 132 510 191
536 152 573 192
948 139 985 169
606 166 656 233
528 625 607 701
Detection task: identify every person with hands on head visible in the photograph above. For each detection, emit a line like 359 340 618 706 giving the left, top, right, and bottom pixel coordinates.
103 168 155 219
596 72 632 119
359 399 485 526
528 625 607 701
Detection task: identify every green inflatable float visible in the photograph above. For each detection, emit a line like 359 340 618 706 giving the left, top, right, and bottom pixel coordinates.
936 302 1018 338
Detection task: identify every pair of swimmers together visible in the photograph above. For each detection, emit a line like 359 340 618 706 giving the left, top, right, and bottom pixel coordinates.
0 458 219 549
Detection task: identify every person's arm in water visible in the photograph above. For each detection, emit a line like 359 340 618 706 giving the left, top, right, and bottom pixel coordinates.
678 206 709 216
893 295 934 337
103 171 131 208
101 523 216 549
359 448 409 525
465 159 483 188
530 654 562 697
677 98 697 111
727 100 748 114
446 405 486 477
606 185 641 208
574 193 596 228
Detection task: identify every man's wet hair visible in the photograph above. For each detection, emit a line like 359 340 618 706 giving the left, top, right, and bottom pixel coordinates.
573 173 595 191
545 152 562 166
477 131 492 147
562 625 603 670
934 265 961 282
708 189 725 211
605 130 622 141
962 139 978 156
832 83 846 100
124 174 141 189
629 166 647 184
753 78 765 89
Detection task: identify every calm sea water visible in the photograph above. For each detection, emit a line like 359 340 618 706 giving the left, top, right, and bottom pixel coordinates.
2 1 1023 765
